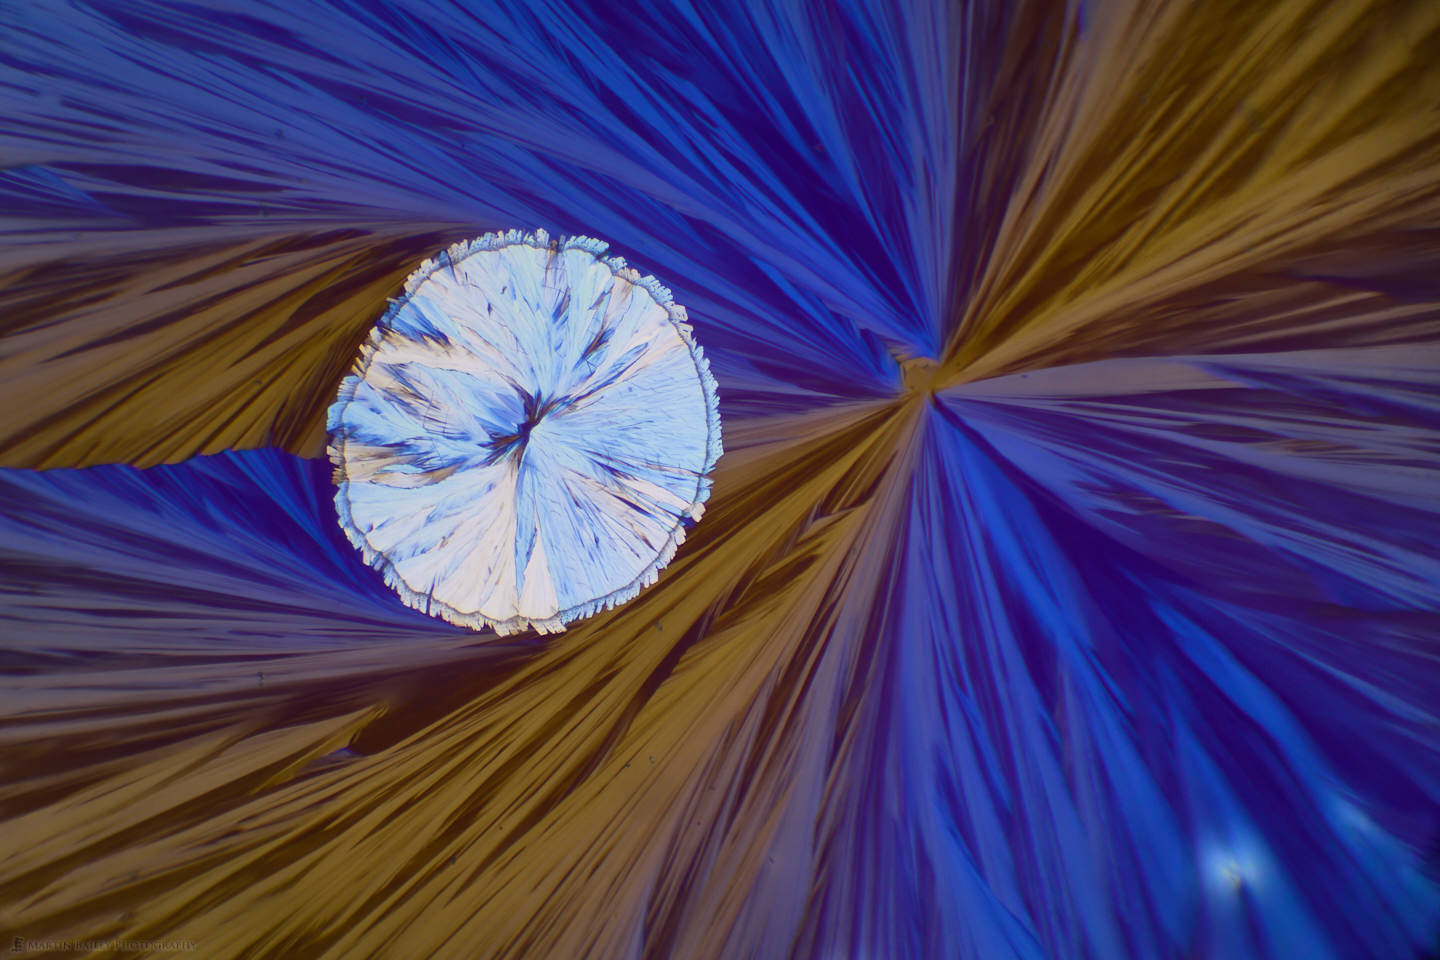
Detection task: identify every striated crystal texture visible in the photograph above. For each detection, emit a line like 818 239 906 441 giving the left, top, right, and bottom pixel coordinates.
3 2 1439 958
328 230 721 634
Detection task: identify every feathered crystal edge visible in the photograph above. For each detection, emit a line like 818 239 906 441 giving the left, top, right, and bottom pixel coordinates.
326 228 723 636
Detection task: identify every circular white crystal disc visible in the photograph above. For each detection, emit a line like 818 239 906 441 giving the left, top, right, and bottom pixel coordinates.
328 230 721 634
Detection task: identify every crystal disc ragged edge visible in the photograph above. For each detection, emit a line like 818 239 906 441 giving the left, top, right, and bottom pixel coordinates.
327 229 722 635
